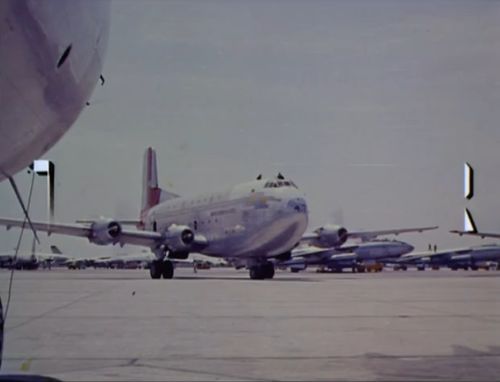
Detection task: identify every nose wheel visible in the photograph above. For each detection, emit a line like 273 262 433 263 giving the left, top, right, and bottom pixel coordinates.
249 262 275 280
149 260 174 279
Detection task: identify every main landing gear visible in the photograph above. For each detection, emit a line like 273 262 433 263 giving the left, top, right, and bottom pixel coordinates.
249 262 275 280
150 260 174 279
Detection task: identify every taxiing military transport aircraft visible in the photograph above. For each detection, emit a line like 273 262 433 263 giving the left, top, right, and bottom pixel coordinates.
0 148 437 280
0 0 110 181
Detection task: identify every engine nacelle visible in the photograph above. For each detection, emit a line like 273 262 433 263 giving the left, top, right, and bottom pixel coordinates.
89 220 122 245
163 224 195 252
313 224 348 248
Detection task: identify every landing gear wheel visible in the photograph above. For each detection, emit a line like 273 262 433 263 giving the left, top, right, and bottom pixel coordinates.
150 260 162 279
249 263 275 279
263 262 275 279
249 267 263 280
250 266 267 280
162 260 174 279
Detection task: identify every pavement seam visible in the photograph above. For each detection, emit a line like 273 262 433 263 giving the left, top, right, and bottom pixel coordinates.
5 290 104 332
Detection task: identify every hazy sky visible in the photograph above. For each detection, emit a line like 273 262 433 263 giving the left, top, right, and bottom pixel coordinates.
1 0 500 257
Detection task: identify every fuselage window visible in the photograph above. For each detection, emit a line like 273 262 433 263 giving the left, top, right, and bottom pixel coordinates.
153 221 157 232
194 220 198 230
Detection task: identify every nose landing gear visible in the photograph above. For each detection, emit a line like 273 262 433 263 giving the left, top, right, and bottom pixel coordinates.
249 262 275 280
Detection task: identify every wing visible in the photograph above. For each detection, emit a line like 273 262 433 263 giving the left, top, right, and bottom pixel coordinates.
76 219 141 226
450 230 500 239
0 217 160 245
348 226 438 241
0 217 207 251
300 225 437 248
0 218 92 237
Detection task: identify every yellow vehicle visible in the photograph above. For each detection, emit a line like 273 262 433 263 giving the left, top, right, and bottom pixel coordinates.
363 263 384 272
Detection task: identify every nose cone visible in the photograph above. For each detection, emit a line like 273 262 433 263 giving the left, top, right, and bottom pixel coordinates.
403 243 414 254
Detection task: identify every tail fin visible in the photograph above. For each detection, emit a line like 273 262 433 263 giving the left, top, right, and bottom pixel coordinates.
464 208 477 232
50 245 63 255
140 148 179 228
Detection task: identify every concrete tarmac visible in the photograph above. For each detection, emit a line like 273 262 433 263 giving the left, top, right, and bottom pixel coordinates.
0 268 499 381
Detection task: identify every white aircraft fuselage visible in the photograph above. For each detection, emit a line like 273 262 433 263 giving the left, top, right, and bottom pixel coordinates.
354 240 414 261
0 0 110 180
144 179 308 263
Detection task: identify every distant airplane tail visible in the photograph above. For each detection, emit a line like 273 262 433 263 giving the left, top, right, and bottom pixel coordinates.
50 245 63 255
140 147 179 229
464 208 477 233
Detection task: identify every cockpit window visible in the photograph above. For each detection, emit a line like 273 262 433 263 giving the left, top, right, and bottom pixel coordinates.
264 180 298 189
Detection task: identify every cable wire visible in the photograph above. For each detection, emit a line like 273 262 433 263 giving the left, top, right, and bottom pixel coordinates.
4 172 36 322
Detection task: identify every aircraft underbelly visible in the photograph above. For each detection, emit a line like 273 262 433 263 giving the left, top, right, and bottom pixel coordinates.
0 0 110 179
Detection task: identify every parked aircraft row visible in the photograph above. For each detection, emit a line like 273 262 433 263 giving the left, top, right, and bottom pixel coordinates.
0 243 68 270
3 232 499 274
0 243 225 271
392 244 500 271
279 239 414 273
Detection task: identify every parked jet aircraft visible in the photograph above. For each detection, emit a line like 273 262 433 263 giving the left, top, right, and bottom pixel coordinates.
94 253 152 269
0 241 69 270
0 148 437 279
0 0 110 181
395 244 500 270
280 239 414 273
88 252 224 270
